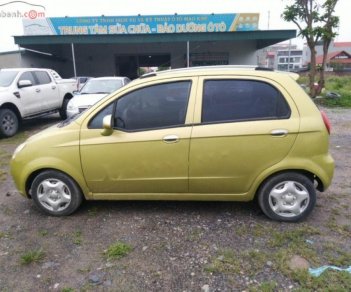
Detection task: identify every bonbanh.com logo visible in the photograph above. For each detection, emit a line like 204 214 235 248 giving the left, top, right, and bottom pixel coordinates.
0 1 45 19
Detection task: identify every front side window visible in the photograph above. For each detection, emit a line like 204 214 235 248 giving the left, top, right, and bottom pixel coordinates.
202 80 290 123
113 81 191 131
18 72 37 86
88 102 114 129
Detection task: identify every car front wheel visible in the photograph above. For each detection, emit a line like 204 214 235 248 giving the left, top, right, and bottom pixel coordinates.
258 172 316 222
0 109 19 138
31 170 83 216
59 98 69 120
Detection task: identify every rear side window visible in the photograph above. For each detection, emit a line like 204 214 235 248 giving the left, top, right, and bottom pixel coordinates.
34 71 52 85
202 80 290 123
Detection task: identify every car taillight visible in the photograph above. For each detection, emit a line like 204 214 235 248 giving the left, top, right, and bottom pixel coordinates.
321 111 331 134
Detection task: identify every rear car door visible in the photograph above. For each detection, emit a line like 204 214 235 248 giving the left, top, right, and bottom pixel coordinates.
33 71 60 110
189 76 300 194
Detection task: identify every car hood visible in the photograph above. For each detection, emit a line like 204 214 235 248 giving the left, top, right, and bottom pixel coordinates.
71 93 107 107
0 87 9 93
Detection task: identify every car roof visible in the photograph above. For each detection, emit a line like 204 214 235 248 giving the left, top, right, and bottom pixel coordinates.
89 76 128 81
139 66 299 81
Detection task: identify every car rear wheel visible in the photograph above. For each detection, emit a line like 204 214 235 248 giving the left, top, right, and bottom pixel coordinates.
31 170 83 216
0 109 19 138
258 172 316 222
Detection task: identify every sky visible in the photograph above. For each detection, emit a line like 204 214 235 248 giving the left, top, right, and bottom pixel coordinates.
0 0 350 52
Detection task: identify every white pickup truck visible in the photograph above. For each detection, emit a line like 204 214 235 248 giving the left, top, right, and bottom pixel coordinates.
0 68 76 138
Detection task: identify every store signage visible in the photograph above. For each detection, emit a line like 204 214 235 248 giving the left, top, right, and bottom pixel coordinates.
23 13 259 35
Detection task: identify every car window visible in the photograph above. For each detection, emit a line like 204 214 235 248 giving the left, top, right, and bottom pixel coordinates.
202 79 290 123
81 79 123 94
88 102 115 129
113 81 191 131
34 71 52 85
0 70 19 87
18 72 37 86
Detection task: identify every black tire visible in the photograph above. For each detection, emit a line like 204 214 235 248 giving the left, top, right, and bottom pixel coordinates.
31 170 83 216
59 98 69 120
258 172 316 222
0 108 19 138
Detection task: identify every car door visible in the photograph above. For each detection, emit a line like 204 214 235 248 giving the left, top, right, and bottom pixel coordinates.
33 71 60 110
79 77 197 196
189 76 300 194
16 71 42 116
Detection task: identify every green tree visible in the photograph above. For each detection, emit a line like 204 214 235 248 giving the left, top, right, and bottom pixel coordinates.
282 0 339 97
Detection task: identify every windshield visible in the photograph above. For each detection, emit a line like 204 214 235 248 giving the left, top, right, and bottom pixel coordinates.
80 79 123 94
0 71 19 87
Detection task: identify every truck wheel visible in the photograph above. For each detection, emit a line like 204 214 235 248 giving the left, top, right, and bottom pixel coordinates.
31 170 83 216
59 99 69 120
0 109 19 138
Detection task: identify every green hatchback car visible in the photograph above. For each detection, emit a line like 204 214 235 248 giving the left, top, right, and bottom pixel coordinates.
10 66 334 221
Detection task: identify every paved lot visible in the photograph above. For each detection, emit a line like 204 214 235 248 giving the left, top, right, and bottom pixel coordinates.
0 109 350 291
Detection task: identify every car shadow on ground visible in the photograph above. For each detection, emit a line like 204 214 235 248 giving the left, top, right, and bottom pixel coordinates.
75 199 265 220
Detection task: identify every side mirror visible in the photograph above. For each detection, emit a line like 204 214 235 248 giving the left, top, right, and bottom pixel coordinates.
18 80 33 88
101 114 113 136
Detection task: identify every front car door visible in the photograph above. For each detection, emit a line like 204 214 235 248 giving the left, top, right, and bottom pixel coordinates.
17 71 40 116
189 76 300 195
79 77 198 197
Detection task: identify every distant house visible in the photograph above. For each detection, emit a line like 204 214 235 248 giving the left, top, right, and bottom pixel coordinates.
316 51 351 71
315 50 351 71
303 41 351 71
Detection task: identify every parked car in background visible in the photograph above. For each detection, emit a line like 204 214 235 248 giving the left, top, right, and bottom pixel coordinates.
0 68 76 137
10 66 334 221
66 76 130 118
71 76 92 91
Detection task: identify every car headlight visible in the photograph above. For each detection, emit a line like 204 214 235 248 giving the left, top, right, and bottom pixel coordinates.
12 142 26 159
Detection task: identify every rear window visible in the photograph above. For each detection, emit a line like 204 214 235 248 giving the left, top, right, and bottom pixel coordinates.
202 79 291 123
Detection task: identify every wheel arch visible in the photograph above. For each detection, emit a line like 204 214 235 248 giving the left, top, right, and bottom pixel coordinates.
0 102 22 121
254 169 324 200
63 93 73 101
25 168 87 200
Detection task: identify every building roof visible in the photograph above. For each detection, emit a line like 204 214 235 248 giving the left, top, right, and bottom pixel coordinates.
14 30 296 50
316 50 351 64
334 42 351 48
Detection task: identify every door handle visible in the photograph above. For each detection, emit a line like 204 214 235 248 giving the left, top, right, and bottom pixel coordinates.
52 85 56 90
271 129 288 137
163 135 179 143
35 88 41 93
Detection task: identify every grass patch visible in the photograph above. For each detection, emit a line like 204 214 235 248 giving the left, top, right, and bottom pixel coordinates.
61 288 75 292
205 249 269 276
269 225 320 248
292 269 351 291
249 281 277 292
1 131 28 145
297 74 351 108
104 241 132 260
205 249 240 274
20 249 45 265
0 231 11 239
38 230 48 237
72 231 82 245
